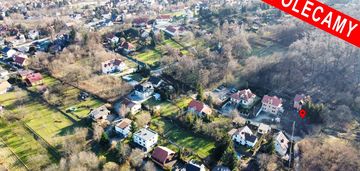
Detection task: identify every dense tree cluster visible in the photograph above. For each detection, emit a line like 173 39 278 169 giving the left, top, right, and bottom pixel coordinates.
298 137 360 171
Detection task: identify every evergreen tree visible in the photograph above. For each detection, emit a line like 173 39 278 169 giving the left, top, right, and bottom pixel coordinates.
130 121 138 134
196 83 205 102
221 141 238 170
302 100 324 124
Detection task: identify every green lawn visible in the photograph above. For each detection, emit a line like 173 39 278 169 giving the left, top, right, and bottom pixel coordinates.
144 98 179 117
0 74 105 166
150 118 215 159
0 119 52 170
174 97 193 110
3 91 74 147
133 49 162 66
133 39 185 67
41 75 104 119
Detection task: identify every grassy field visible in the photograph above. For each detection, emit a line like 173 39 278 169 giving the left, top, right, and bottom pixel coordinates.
0 119 52 170
133 39 184 67
41 75 104 119
0 74 105 168
144 97 192 117
150 118 215 159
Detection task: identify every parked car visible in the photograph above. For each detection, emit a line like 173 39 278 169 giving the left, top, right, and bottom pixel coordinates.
79 92 90 101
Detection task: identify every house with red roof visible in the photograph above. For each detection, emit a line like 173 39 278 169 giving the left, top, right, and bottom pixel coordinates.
13 55 29 67
151 146 176 168
187 99 212 117
101 59 126 74
156 14 172 23
25 73 43 86
293 94 309 110
132 17 149 28
261 95 283 115
230 89 257 108
119 41 136 54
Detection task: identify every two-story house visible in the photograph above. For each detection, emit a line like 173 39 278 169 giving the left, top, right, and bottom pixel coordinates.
115 118 132 138
261 95 283 115
230 126 258 147
151 146 176 168
230 89 257 108
121 98 141 115
102 59 126 74
133 128 159 151
187 100 212 117
134 82 154 99
274 131 289 156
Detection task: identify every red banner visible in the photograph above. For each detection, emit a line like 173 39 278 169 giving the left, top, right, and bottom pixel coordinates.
262 0 360 48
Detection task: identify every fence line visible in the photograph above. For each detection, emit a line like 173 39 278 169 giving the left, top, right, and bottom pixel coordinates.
0 137 30 171
21 122 61 161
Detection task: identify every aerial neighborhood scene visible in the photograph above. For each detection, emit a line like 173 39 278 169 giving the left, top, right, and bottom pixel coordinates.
0 0 359 171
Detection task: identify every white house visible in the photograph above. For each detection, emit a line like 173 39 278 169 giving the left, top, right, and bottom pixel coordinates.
0 67 9 80
121 98 141 115
261 95 283 115
134 82 154 99
110 36 119 45
115 118 132 137
257 123 271 134
0 81 12 94
133 128 158 151
28 30 39 40
101 59 126 74
1 47 17 59
187 99 212 117
274 131 289 156
230 126 258 147
89 105 110 121
230 89 256 108
148 76 163 88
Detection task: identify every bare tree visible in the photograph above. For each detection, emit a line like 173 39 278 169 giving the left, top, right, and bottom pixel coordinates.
92 123 104 142
129 149 144 168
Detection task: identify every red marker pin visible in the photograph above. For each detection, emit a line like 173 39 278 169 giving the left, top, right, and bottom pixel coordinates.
299 109 307 119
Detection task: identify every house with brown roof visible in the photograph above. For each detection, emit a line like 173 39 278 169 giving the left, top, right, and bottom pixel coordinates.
121 98 141 114
25 73 43 86
151 146 176 168
115 118 132 137
187 99 212 117
89 105 110 121
164 26 186 37
230 89 257 108
261 95 283 115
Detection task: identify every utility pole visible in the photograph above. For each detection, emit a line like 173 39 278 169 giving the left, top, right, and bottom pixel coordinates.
289 121 295 169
